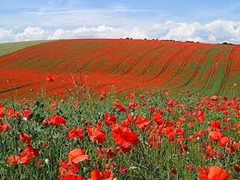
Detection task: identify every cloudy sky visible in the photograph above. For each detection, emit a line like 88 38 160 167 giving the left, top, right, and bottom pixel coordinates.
1 0 240 43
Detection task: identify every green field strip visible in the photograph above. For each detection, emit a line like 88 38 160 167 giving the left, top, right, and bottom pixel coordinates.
0 41 65 69
171 46 215 93
195 46 227 95
0 40 52 57
221 47 240 97
144 43 189 82
160 45 202 89
150 43 199 84
187 46 221 94
200 46 231 96
217 46 237 96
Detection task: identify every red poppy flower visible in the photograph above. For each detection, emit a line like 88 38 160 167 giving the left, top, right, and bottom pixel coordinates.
135 116 151 130
97 148 116 160
198 166 230 180
8 145 39 166
19 133 32 144
154 113 165 125
209 131 225 141
54 90 63 96
42 115 66 126
59 161 80 176
119 166 128 175
104 113 116 126
196 111 206 123
68 149 89 164
209 121 221 131
111 125 139 152
46 75 56 82
67 128 84 141
210 95 219 101
233 163 240 172
99 92 107 101
22 109 33 121
35 160 42 169
128 93 135 99
148 133 162 148
0 119 9 132
90 169 115 180
218 137 229 147
57 175 85 180
185 165 194 171
128 102 138 110
0 107 5 117
87 125 107 144
114 103 126 112
8 108 15 119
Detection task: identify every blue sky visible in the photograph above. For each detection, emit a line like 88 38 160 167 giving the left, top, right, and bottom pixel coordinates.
1 0 240 43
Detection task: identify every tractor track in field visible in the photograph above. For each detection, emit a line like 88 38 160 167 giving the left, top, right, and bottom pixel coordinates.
112 43 166 76
79 41 136 73
66 42 111 73
0 84 32 94
143 43 188 82
170 46 215 90
158 45 199 87
217 46 237 95
108 47 148 74
40 41 94 72
194 46 228 95
139 43 177 77
95 41 155 74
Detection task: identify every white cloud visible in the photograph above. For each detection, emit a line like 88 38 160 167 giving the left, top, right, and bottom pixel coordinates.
15 27 50 41
48 26 146 39
0 29 14 42
2 20 240 44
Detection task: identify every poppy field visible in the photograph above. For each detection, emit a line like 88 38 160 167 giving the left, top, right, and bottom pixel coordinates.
0 39 240 99
0 81 239 180
0 39 239 180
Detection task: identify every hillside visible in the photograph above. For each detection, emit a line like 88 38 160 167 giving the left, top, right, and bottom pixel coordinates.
0 39 240 98
0 40 50 57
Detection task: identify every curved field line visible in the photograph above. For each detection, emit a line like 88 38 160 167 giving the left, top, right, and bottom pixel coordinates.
139 43 178 77
157 45 200 87
20 41 90 70
64 42 112 73
195 46 228 95
0 84 32 94
170 46 215 90
109 42 164 75
112 42 166 76
79 41 135 73
216 46 237 95
98 41 155 74
143 43 188 83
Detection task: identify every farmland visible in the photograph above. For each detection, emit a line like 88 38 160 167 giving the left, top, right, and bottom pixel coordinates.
0 39 239 180
0 39 240 99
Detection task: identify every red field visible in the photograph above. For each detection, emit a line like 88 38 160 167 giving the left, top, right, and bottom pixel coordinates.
0 39 240 98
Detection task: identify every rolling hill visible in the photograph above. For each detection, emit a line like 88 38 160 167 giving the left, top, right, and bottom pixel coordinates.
0 39 240 98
